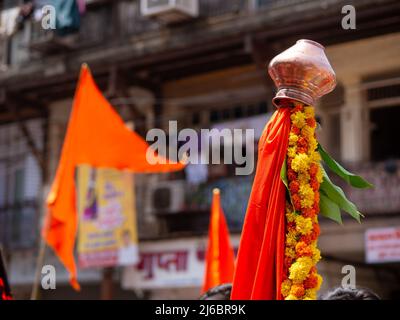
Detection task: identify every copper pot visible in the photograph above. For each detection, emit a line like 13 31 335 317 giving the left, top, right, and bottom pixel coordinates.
268 39 336 107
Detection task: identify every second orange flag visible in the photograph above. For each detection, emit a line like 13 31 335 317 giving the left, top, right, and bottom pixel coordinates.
201 188 235 294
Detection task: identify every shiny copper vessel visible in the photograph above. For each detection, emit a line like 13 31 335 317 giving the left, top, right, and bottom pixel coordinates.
268 39 336 107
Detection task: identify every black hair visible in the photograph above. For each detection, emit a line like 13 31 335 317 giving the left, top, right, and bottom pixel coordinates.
199 283 232 300
322 286 380 300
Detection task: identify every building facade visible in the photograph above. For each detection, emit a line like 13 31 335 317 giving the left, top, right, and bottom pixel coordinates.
0 0 399 299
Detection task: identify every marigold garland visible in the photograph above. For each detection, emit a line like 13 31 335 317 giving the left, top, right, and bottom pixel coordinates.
281 101 323 300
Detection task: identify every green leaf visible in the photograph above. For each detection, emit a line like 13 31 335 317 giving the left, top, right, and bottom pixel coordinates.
280 158 288 189
320 191 343 224
320 167 363 223
280 159 294 208
318 143 373 189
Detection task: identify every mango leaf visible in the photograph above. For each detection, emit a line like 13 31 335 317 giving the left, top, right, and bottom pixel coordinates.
318 143 373 189
280 159 294 208
320 191 343 224
280 158 288 189
320 167 363 223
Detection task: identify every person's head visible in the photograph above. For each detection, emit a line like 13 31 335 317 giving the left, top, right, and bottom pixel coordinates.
199 283 232 300
322 286 380 300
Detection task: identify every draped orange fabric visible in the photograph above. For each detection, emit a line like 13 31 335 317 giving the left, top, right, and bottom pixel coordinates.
43 65 185 290
202 189 235 294
231 108 290 300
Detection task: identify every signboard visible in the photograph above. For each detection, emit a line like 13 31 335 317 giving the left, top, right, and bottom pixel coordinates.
77 165 139 268
365 226 400 263
122 236 239 290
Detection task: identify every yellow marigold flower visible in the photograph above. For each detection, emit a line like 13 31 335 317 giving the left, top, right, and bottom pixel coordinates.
308 138 318 154
289 133 299 146
299 184 314 202
311 246 321 264
287 146 297 158
304 106 315 119
285 247 296 259
289 257 313 283
291 111 306 129
286 231 298 247
310 151 322 163
285 294 298 300
295 216 313 235
291 153 310 173
286 212 295 223
316 165 323 183
297 172 310 185
301 197 314 209
304 289 317 300
301 125 314 140
281 279 292 297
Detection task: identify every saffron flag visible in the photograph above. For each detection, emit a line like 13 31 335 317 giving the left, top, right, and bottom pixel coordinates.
202 189 235 294
231 108 290 300
44 65 184 290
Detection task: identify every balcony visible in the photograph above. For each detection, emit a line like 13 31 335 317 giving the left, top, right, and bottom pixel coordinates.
336 160 400 216
3 0 352 66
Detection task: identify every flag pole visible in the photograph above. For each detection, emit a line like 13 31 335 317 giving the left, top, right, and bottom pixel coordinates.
31 188 49 300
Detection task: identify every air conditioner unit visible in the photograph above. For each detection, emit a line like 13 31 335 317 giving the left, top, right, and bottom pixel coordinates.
141 0 199 24
147 180 187 214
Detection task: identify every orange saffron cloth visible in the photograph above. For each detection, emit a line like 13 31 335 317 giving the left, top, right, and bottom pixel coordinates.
231 108 290 300
43 65 184 290
201 189 235 294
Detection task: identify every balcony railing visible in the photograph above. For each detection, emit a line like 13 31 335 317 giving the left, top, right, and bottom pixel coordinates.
3 0 329 67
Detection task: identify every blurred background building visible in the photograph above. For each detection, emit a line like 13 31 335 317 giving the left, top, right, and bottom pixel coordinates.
0 0 399 299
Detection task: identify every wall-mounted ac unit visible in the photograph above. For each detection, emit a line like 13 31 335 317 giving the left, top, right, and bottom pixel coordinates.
140 0 199 24
147 180 186 214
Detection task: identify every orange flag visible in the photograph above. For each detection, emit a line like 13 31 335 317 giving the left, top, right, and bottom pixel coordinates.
201 188 235 294
43 65 184 290
231 108 290 300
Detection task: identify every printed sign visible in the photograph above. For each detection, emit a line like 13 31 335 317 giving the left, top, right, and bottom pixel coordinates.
365 227 400 263
122 236 240 289
77 165 139 268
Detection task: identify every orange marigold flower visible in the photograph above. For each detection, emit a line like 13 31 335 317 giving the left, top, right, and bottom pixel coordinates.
303 208 316 219
298 136 308 148
290 284 305 298
310 178 320 191
291 126 300 135
306 117 316 128
314 191 320 203
295 242 313 258
310 266 317 274
297 146 307 154
313 202 320 213
289 180 300 194
309 163 319 177
304 274 318 289
292 194 302 211
287 168 297 181
300 235 312 245
311 223 320 241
